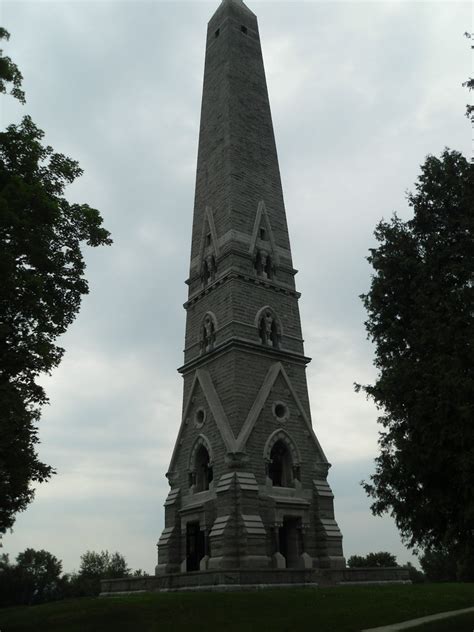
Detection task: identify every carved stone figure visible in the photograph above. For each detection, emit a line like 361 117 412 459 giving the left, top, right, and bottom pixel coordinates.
202 315 215 352
264 309 274 346
206 254 216 281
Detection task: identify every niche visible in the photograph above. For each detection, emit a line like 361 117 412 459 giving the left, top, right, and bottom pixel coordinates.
258 309 279 348
255 249 273 280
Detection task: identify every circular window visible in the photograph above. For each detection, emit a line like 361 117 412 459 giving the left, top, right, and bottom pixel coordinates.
272 401 289 422
194 408 206 428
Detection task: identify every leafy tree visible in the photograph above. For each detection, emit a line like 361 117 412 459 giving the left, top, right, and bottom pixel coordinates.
462 33 473 123
402 561 425 584
72 550 131 596
419 547 458 582
15 548 63 604
0 548 64 605
0 28 24 103
0 553 21 606
358 149 473 579
79 550 130 578
347 552 398 568
0 29 112 535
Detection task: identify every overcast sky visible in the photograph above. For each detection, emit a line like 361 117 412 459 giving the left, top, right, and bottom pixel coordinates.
1 0 470 574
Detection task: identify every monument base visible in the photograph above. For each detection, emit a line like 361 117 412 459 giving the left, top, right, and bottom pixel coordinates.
100 567 410 595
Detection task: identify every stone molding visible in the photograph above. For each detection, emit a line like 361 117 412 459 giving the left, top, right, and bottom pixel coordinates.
248 200 280 264
179 337 311 374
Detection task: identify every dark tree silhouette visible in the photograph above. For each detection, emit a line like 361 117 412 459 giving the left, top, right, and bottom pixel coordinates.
358 148 473 579
0 28 112 534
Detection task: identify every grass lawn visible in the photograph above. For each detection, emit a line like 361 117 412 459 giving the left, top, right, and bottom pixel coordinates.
0 583 472 632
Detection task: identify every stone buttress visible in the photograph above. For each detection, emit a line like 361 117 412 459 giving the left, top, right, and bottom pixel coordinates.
156 0 345 576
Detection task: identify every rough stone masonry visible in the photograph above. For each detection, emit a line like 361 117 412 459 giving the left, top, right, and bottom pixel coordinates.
157 0 345 576
101 0 409 593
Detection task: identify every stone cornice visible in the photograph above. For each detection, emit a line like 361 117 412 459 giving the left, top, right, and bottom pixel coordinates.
178 337 311 375
184 268 300 309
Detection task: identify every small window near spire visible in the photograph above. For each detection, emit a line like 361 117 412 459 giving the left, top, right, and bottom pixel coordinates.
260 227 266 240
241 25 248 35
206 232 212 246
215 28 220 38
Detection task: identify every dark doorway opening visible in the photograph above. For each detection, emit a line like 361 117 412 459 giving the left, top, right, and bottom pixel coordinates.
186 521 205 572
278 516 301 568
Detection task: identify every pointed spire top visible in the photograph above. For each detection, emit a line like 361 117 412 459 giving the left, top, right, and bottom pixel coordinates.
220 0 252 9
211 0 255 22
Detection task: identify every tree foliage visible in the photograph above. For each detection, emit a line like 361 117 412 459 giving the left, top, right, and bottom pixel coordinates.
419 547 458 582
0 548 64 606
347 552 398 568
71 550 131 596
0 548 134 605
402 561 425 584
0 28 24 103
462 33 473 123
0 28 112 535
358 149 474 579
78 550 130 579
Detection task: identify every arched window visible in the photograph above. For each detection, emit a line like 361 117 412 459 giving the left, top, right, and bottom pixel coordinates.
269 440 293 487
258 309 279 348
264 429 301 488
194 444 213 492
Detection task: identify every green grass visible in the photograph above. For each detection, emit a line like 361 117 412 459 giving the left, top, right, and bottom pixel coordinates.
0 584 472 632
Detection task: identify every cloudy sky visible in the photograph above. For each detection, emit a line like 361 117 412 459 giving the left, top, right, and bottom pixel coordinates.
2 0 470 573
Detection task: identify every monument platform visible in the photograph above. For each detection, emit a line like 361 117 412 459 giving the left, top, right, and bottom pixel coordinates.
100 567 409 595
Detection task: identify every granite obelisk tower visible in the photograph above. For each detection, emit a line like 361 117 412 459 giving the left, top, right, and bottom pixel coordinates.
156 0 345 577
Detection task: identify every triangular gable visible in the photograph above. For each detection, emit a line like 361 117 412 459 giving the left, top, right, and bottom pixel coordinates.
167 369 237 473
198 205 219 264
168 362 328 474
248 200 279 264
235 362 328 463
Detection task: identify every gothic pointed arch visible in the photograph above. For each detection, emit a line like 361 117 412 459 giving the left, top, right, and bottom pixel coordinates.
263 428 301 465
249 200 279 279
198 206 219 285
189 433 214 469
188 434 214 492
264 429 301 487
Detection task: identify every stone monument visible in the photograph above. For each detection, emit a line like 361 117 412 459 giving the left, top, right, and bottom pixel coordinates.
101 0 409 593
156 0 345 578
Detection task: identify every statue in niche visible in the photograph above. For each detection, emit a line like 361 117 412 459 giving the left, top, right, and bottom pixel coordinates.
259 309 278 347
206 254 216 281
255 249 273 280
202 315 215 352
202 254 217 286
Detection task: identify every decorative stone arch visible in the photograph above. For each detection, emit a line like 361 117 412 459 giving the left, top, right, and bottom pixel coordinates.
264 428 301 465
189 433 214 470
255 305 282 348
198 206 219 287
188 434 214 492
264 429 301 487
200 311 218 353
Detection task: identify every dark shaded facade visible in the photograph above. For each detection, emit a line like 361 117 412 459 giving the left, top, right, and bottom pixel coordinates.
156 0 345 576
